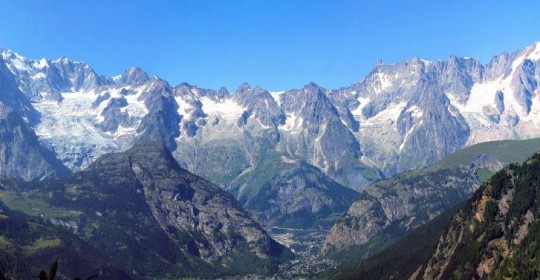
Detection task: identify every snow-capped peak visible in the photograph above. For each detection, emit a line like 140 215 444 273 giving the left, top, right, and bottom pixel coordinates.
526 41 540 61
1 49 24 60
52 56 70 63
1 49 31 72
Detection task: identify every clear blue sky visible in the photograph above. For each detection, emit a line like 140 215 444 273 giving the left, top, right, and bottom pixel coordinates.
1 1 539 91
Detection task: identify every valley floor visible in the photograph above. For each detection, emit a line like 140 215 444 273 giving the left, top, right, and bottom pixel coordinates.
268 227 334 278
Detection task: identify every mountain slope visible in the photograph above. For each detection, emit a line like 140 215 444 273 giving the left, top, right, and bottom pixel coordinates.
228 152 360 230
332 149 540 279
2 142 291 278
322 138 540 258
0 201 133 280
417 155 540 279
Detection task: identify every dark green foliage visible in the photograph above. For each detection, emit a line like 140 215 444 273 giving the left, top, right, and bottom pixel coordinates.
38 261 57 280
0 202 133 279
491 221 540 279
440 225 481 279
37 260 98 280
221 240 293 276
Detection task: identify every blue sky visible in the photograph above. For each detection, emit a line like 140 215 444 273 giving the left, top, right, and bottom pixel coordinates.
1 1 539 91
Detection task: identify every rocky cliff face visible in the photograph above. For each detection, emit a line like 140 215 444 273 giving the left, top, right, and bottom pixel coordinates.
321 165 478 257
31 142 291 278
278 83 371 187
0 104 70 181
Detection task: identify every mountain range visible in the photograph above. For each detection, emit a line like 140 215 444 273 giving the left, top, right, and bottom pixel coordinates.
1 42 540 187
1 42 540 277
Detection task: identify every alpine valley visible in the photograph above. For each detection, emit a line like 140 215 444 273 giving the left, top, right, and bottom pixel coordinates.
1 42 540 278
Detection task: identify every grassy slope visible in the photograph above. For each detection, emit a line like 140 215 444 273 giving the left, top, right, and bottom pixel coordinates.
434 138 540 169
